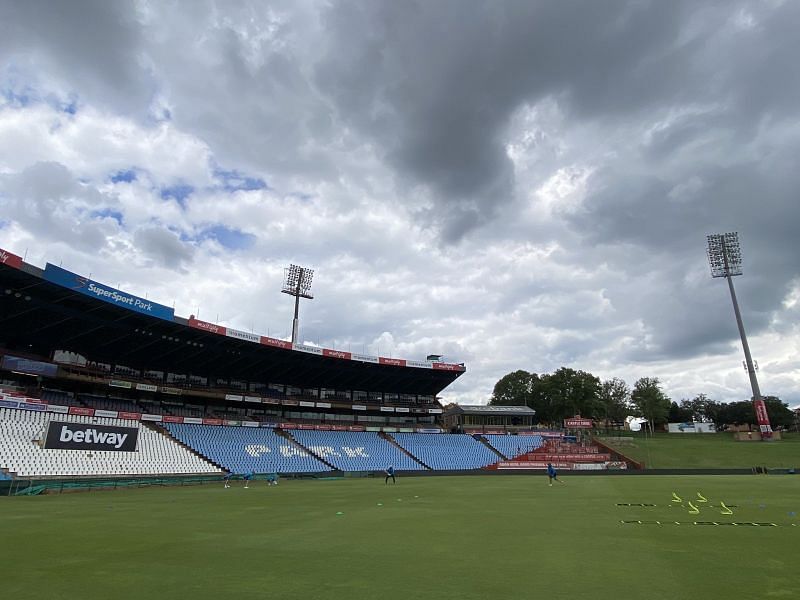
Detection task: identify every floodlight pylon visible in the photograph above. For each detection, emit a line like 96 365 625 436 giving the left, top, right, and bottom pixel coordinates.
281 264 314 345
706 232 772 439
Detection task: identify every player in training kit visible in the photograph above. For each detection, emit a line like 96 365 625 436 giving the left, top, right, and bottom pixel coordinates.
385 465 396 485
547 463 559 486
223 470 234 488
266 472 279 486
243 470 254 488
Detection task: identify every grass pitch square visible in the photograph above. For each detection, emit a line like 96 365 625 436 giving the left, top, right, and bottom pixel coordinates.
1 475 797 600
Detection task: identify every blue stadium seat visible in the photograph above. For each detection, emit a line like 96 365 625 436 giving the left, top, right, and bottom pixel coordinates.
289 430 424 472
482 434 544 458
164 423 332 474
390 433 500 470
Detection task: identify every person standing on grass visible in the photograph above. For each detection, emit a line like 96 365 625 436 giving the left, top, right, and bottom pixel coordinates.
243 470 254 488
547 463 560 486
385 465 396 485
223 470 234 488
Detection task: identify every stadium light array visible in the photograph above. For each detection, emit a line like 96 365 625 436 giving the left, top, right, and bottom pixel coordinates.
706 232 772 439
281 264 314 345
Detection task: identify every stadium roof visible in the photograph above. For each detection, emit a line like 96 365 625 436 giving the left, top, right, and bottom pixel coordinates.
0 250 464 396
444 405 535 416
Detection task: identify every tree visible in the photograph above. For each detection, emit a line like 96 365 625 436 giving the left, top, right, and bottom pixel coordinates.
598 377 630 423
535 367 601 423
489 370 535 407
680 393 722 423
763 396 795 430
630 377 671 432
668 401 693 423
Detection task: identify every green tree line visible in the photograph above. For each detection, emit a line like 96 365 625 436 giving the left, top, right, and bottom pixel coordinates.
488 368 796 430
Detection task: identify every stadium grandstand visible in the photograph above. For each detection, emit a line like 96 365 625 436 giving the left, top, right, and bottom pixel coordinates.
0 248 627 484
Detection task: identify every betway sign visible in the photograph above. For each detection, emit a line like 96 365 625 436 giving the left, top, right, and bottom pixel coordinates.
43 264 174 321
44 421 139 452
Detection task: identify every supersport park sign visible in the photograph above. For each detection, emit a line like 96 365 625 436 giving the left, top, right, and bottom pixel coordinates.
43 263 174 321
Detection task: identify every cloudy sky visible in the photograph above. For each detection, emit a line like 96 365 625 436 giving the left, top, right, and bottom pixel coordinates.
1 0 799 407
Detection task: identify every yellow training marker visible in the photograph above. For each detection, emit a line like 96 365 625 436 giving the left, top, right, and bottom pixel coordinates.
671 492 682 503
688 501 700 515
720 502 733 516
696 492 708 503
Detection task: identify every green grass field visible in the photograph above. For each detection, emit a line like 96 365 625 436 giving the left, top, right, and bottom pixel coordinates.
600 432 800 469
2 475 798 600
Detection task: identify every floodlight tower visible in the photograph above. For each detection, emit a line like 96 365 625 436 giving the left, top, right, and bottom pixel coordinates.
706 232 773 439
281 264 314 345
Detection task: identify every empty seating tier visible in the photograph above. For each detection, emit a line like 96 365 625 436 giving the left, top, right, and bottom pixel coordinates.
164 423 332 474
390 433 499 470
289 430 424 472
0 408 219 477
482 434 544 459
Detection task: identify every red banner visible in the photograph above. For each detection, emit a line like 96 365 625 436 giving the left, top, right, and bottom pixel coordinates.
68 407 95 416
379 357 406 367
315 424 332 430
753 398 773 438
261 336 292 350
322 349 352 360
331 425 349 431
162 415 184 423
202 418 223 426
529 453 610 462
280 422 297 429
0 248 23 270
297 424 315 429
188 317 226 336
117 411 142 420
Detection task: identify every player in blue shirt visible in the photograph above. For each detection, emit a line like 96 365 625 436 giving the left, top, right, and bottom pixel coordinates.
266 472 279 486
243 470 254 488
385 465 396 485
223 470 234 489
547 463 562 486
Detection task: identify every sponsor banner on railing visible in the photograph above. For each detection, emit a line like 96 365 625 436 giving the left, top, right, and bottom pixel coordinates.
260 336 292 350
162 415 184 423
244 396 261 403
293 343 323 355
69 407 95 416
262 397 280 404
109 380 132 389
183 417 203 424
94 409 119 418
48 405 69 414
315 402 331 408
315 424 332 430
406 360 433 369
117 411 141 420
348 425 366 431
135 383 158 392
379 357 406 367
259 422 277 428
188 317 226 336
141 413 163 422
24 399 45 404
331 425 349 431
322 349 351 360
282 399 299 406
242 421 259 428
352 353 379 364
43 263 174 321
416 428 442 434
0 399 19 409
394 407 410 413
299 401 315 407
160 387 182 395
224 420 241 426
280 422 297 429
380 406 395 412
225 394 244 402
432 362 464 371
45 421 139 452
352 405 367 411
225 327 260 344
496 461 573 470
1 355 58 377
382 426 397 433
0 248 23 269
202 418 223 426
19 402 47 411
427 408 443 414
564 417 593 429
297 424 315 429
528 453 611 462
